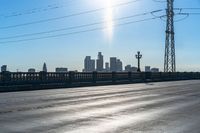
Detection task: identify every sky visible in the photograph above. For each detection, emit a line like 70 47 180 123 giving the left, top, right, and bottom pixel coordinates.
0 0 200 72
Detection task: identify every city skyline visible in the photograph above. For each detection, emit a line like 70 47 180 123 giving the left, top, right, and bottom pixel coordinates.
0 0 200 72
1 52 159 72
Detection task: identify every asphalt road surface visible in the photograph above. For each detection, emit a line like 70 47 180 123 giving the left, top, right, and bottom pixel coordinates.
0 80 200 133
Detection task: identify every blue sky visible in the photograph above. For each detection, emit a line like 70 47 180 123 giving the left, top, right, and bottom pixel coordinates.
0 0 200 72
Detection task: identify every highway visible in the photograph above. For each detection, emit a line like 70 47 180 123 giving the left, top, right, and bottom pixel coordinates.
0 80 200 133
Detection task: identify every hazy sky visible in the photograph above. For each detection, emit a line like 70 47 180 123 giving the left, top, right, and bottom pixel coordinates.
0 0 200 72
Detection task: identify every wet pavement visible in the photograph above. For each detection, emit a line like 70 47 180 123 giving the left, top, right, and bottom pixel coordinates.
0 80 200 133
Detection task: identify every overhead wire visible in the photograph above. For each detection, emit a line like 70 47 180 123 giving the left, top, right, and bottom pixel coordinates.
175 8 200 21
178 12 200 15
0 9 163 40
150 7 200 22
0 0 199 43
0 16 164 44
2 4 61 18
0 0 83 18
1 0 142 19
0 0 142 30
152 0 166 3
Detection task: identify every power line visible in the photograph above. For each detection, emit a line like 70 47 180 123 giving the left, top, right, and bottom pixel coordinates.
0 0 82 18
151 7 200 22
177 8 200 10
152 0 166 3
0 10 163 40
0 16 163 44
179 12 200 15
178 8 200 15
1 4 61 18
0 0 142 30
152 0 193 3
1 0 141 19
174 13 189 22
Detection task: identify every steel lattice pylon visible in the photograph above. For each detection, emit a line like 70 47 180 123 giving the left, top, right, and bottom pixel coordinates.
164 0 176 72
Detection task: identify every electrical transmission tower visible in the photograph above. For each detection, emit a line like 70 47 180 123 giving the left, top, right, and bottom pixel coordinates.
164 0 176 72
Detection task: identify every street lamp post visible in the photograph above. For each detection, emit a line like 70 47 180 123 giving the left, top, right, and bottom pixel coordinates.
135 51 142 72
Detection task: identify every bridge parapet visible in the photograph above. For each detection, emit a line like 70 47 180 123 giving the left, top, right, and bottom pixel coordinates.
0 71 199 92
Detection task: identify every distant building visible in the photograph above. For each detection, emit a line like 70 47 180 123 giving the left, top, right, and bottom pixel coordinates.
125 65 137 72
145 66 151 72
84 56 95 72
28 68 36 73
1 65 7 72
151 68 159 72
116 59 123 72
105 62 110 72
125 65 132 72
90 60 95 71
55 68 68 73
43 63 47 72
110 57 123 72
96 52 104 71
131 67 138 72
110 57 117 72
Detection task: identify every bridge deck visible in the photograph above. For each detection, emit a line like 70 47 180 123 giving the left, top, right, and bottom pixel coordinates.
0 80 200 133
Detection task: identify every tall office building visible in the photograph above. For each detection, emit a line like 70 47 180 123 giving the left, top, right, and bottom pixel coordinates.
90 60 95 71
145 66 151 72
84 56 95 72
43 63 47 72
116 59 123 72
110 57 117 72
105 62 110 72
1 65 7 72
96 52 104 71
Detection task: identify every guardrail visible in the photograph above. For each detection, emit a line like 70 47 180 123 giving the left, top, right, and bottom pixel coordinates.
0 71 200 92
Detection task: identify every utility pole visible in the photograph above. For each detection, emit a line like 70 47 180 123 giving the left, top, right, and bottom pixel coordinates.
135 51 142 72
164 0 176 72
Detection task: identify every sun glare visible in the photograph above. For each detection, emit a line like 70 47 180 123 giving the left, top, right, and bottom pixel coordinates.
104 0 114 40
90 0 115 40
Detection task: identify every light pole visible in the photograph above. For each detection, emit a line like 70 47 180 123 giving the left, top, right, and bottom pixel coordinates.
135 51 142 72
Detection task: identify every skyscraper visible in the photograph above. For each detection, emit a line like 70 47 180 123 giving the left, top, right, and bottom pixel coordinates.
105 62 110 72
90 59 95 71
84 56 95 72
116 59 123 72
43 63 47 72
96 52 104 72
110 57 117 72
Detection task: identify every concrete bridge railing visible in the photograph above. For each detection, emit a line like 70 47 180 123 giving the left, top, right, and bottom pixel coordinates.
0 71 199 92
